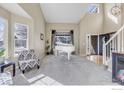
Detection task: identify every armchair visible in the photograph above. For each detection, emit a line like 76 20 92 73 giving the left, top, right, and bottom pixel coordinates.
18 49 40 73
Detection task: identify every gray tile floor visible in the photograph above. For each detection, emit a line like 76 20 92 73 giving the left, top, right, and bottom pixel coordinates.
13 55 118 85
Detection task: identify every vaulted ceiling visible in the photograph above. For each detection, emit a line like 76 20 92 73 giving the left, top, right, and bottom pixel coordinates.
0 3 31 19
0 3 90 24
40 3 89 23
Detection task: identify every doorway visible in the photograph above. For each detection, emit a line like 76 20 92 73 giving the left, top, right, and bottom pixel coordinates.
86 34 99 55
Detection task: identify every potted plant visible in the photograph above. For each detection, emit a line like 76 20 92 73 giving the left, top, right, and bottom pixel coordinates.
0 48 5 64
0 48 5 56
46 40 50 55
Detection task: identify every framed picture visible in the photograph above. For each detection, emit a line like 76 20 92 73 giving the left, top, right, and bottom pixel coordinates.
40 33 44 40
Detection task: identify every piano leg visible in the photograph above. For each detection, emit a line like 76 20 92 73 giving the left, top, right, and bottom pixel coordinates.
55 50 58 56
67 52 70 60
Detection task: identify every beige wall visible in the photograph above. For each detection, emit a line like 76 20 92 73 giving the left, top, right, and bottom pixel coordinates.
122 4 124 25
79 4 104 56
78 3 123 56
19 3 46 59
0 6 35 66
46 23 79 54
1 3 123 60
103 3 122 33
0 4 46 65
0 7 11 20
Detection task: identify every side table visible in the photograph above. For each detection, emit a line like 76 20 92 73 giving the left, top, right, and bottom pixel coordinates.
0 60 15 77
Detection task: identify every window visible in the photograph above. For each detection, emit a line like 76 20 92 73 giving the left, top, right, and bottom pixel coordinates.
14 23 28 55
88 4 99 13
0 18 6 56
55 35 72 46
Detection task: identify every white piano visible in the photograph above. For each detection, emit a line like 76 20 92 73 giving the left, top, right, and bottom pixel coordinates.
54 44 75 60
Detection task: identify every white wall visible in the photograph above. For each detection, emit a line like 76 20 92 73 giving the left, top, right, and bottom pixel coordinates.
46 23 79 54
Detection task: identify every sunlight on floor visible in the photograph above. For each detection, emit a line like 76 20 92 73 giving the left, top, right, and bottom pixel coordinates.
87 55 103 65
27 74 63 86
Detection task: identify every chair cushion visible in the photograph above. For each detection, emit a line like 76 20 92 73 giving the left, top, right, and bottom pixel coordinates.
18 49 40 71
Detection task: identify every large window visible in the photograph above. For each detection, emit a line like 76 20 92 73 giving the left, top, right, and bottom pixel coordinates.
14 23 28 55
0 18 6 56
55 35 72 46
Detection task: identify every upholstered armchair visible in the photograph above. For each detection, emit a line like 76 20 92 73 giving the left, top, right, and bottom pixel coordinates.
18 49 40 73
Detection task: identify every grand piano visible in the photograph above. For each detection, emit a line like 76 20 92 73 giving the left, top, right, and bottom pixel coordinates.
54 43 75 60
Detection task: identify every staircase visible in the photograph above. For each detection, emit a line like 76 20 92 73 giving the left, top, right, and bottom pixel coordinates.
103 25 124 71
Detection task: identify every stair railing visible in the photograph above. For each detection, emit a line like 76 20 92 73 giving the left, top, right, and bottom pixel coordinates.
103 25 124 68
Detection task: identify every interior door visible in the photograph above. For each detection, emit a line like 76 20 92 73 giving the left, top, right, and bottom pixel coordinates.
86 35 91 55
90 35 98 55
86 34 99 55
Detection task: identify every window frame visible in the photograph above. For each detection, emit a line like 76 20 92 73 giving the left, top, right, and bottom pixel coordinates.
55 35 72 46
14 23 29 56
88 4 100 13
0 17 8 57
